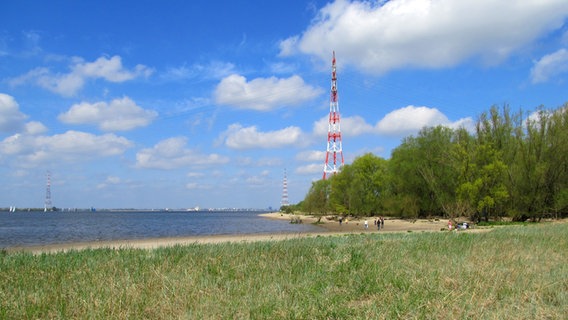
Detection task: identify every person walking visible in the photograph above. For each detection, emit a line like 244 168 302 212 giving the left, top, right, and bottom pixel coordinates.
364 220 368 229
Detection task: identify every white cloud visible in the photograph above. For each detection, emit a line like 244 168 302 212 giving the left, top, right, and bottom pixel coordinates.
313 115 375 137
0 93 28 132
214 74 323 111
296 163 323 175
245 174 267 185
278 36 299 57
97 176 122 189
105 176 122 184
75 56 152 82
135 137 229 169
9 55 153 96
185 182 213 190
269 62 297 74
58 97 158 131
24 121 48 135
256 157 284 167
221 124 306 149
530 48 568 83
187 172 205 178
448 117 475 132
313 105 473 138
161 61 236 81
296 150 326 162
281 0 568 74
375 105 472 136
0 130 133 166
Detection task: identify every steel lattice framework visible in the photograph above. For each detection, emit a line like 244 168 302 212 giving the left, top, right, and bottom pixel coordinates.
323 51 344 180
281 168 289 207
44 171 52 212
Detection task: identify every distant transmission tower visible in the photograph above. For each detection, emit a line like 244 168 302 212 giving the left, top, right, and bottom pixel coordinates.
44 171 52 212
323 51 345 179
281 169 289 207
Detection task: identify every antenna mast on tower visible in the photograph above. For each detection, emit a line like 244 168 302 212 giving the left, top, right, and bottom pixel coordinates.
44 171 52 212
281 168 289 208
323 51 344 179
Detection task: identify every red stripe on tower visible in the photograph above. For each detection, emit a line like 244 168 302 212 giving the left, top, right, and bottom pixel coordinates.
323 51 344 180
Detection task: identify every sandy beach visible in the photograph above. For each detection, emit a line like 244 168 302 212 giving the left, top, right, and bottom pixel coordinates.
9 213 468 254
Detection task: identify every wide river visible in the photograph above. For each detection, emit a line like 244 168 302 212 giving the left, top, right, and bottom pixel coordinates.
0 210 323 248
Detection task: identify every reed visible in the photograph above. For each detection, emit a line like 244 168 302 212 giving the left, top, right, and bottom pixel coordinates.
1 223 566 319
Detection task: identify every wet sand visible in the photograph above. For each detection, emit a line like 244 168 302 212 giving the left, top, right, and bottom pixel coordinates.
8 213 469 254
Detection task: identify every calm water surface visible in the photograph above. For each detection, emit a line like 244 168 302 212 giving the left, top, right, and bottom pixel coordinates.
0 211 323 248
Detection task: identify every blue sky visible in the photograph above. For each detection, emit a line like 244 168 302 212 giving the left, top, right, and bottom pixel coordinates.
1 0 568 210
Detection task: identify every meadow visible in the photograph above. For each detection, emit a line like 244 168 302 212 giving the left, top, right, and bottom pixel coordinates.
1 222 566 319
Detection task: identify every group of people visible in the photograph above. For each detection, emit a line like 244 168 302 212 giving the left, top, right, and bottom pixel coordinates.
448 220 469 231
362 217 385 231
374 217 385 231
339 216 385 231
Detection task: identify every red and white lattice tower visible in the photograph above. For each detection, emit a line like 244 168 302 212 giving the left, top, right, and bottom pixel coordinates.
44 171 52 212
281 168 289 207
323 51 344 179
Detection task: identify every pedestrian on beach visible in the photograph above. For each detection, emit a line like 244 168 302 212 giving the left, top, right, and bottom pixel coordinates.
364 220 368 229
377 217 381 231
339 217 343 226
381 216 384 230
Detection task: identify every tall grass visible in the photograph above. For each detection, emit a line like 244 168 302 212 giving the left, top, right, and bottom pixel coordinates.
1 223 567 319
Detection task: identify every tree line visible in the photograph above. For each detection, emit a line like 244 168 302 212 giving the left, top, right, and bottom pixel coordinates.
286 104 568 222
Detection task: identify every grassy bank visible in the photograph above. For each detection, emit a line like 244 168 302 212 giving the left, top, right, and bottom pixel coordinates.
1 223 567 319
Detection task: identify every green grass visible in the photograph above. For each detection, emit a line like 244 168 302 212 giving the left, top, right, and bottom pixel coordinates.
1 223 567 319
475 220 533 227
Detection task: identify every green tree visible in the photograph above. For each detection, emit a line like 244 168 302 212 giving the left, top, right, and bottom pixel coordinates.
389 126 459 217
388 136 427 218
328 163 353 214
302 179 331 221
511 105 568 220
346 153 388 216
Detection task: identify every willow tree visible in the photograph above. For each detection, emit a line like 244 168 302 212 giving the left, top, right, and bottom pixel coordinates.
346 153 388 215
301 179 331 221
389 126 460 217
511 105 568 220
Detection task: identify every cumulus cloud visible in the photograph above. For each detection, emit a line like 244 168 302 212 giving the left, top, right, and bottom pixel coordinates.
214 74 323 111
296 150 326 162
9 55 153 96
0 93 49 135
376 105 473 136
313 115 375 137
221 124 306 149
0 130 133 166
531 48 568 83
296 163 323 175
312 105 473 138
0 93 28 132
24 121 48 135
58 96 158 131
281 0 568 74
135 137 229 169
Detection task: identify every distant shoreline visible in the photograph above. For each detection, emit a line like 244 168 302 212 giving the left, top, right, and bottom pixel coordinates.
7 213 467 254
